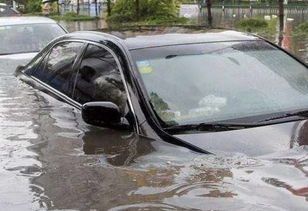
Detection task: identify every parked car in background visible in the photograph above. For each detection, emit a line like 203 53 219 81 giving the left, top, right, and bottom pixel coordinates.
0 16 67 71
0 3 20 17
16 30 308 156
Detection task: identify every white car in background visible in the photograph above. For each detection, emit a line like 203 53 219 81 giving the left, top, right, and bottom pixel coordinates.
0 16 67 70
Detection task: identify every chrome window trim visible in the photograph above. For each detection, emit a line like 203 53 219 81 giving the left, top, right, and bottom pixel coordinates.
31 39 139 133
29 75 83 109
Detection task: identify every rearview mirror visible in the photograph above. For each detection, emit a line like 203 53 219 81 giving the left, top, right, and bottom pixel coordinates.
82 102 129 129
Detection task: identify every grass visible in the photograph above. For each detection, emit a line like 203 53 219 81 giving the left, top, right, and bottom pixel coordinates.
50 12 98 21
292 22 308 38
238 18 268 29
24 12 97 21
235 17 278 40
107 16 190 29
22 12 47 16
298 22 308 32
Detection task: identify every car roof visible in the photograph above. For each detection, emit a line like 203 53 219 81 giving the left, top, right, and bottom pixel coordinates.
62 30 260 50
123 30 259 50
0 16 57 26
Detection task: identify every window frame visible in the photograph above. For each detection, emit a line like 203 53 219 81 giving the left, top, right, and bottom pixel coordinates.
28 40 86 108
26 39 139 133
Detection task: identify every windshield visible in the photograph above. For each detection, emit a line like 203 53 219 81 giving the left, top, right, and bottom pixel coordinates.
131 40 308 127
0 23 66 55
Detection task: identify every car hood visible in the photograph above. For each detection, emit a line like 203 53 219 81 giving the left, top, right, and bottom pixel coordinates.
0 52 37 73
174 120 308 156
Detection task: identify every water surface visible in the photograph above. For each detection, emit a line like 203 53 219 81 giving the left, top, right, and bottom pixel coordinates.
0 13 308 210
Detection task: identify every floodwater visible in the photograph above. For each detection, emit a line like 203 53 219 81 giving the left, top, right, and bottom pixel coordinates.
1 10 308 210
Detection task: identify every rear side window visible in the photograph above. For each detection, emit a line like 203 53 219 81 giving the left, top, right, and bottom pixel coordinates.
73 44 127 113
33 41 84 97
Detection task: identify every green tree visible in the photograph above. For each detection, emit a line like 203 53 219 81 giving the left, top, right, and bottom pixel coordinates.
1 0 9 4
108 0 180 23
77 0 80 15
136 0 140 21
107 0 111 16
2 0 28 6
206 0 212 27
26 0 42 13
94 0 98 17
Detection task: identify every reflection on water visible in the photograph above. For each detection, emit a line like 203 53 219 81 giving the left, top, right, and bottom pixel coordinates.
0 62 43 209
82 129 155 166
1 12 308 210
58 19 107 32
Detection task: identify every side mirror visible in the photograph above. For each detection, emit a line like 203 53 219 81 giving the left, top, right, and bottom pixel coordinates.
82 101 130 130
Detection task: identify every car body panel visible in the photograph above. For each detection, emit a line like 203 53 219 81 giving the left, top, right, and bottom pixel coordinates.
123 30 259 50
175 120 306 156
0 52 37 60
0 16 58 26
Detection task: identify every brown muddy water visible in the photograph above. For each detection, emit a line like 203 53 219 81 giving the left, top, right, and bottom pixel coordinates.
1 16 308 210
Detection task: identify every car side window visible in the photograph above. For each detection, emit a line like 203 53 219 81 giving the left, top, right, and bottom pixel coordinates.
73 44 127 114
32 41 84 97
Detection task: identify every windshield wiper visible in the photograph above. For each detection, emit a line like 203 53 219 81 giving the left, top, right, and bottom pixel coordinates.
164 110 308 133
164 122 256 133
165 53 202 59
258 110 308 123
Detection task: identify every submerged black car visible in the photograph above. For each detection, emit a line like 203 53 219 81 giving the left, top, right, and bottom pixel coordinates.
16 30 308 156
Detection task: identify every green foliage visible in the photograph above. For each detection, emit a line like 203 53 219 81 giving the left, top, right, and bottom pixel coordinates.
26 0 42 13
178 0 195 3
145 16 188 25
238 18 268 29
51 12 98 21
297 22 308 33
235 17 278 40
61 12 80 18
292 22 308 38
107 0 181 24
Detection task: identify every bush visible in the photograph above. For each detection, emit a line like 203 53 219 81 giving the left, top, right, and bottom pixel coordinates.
238 19 268 28
51 12 97 21
235 17 277 40
26 0 42 13
144 16 188 25
297 22 308 32
107 0 181 24
292 22 308 38
64 12 79 18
